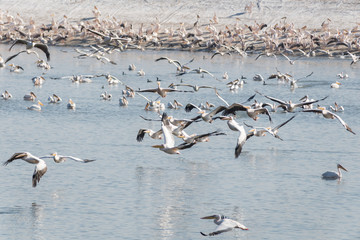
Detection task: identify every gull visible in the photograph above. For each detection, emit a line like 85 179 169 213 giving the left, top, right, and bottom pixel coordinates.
137 81 187 98
221 116 248 158
255 91 328 112
347 51 359 65
303 107 355 134
41 152 95 163
24 91 37 101
1 90 12 100
3 152 47 187
9 39 50 61
151 113 197 154
136 129 163 142
5 50 40 63
200 214 248 236
322 164 348 180
172 83 216 92
27 100 43 111
67 99 76 109
244 115 296 140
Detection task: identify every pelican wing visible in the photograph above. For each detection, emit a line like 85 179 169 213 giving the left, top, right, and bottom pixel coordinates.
273 115 296 131
215 89 230 106
61 155 96 163
223 103 248 115
235 126 247 158
255 91 286 105
9 39 28 51
137 88 158 93
34 43 50 61
5 50 27 63
331 112 356 135
32 161 47 187
294 96 328 108
208 106 228 118
161 115 175 148
185 103 201 112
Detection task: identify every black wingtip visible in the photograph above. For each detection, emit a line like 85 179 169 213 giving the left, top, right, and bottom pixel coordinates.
200 232 208 236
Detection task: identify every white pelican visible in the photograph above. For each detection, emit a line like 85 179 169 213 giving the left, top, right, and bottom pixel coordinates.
182 130 225 144
48 94 62 103
3 152 47 187
330 102 344 112
223 103 272 123
36 59 51 70
330 81 341 88
155 56 183 69
200 214 248 236
221 116 248 158
23 91 37 101
42 152 95 163
1 90 12 100
185 103 227 123
322 164 348 180
151 113 196 154
256 91 328 112
67 99 76 109
8 63 24 73
337 72 348 79
167 99 183 109
172 83 215 92
223 72 229 80
27 100 43 111
128 64 136 71
32 76 45 86
136 129 163 142
0 55 4 67
190 67 214 77
100 91 112 100
137 69 145 76
211 51 231 59
253 74 264 81
303 108 355 134
119 96 128 106
137 81 185 98
9 39 50 61
347 51 359 65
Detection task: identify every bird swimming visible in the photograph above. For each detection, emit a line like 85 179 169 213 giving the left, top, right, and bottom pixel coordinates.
322 164 348 180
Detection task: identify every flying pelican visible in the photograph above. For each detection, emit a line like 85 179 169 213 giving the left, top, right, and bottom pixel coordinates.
1 90 12 100
221 116 248 158
185 103 227 123
67 99 76 109
172 83 216 92
137 81 186 98
9 39 50 61
5 50 40 63
255 91 328 112
27 100 43 111
211 51 231 59
347 51 359 65
280 52 295 65
8 63 24 73
41 152 95 163
3 152 47 187
190 67 214 77
303 107 355 134
200 214 248 236
223 103 273 123
151 113 197 154
155 56 183 69
23 91 37 101
182 130 226 144
136 129 163 142
322 164 348 180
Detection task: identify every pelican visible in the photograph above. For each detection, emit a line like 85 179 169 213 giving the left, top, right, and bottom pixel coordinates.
0 55 4 67
280 52 295 65
211 51 231 59
137 69 145 76
8 63 24 73
155 56 183 69
100 91 112 100
303 107 355 134
253 74 264 81
322 164 348 180
330 102 344 112
200 214 248 236
136 129 163 142
151 113 197 154
137 81 185 98
48 94 62 103
185 103 227 123
167 99 183 109
67 99 76 109
223 103 272 123
221 116 248 158
255 91 328 112
347 51 359 65
330 81 341 88
190 67 214 77
3 152 47 187
36 59 51 70
128 64 136 71
24 91 37 101
42 152 95 163
182 130 226 144
9 39 50 61
1 90 12 100
172 83 216 92
27 100 43 111
119 96 128 106
32 76 45 86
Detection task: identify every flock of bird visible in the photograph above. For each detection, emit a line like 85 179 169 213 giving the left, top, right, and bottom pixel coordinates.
0 7 358 237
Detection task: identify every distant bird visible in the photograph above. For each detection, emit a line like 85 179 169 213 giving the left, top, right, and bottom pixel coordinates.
347 51 359 65
211 51 231 59
322 164 348 180
9 39 50 61
23 91 37 101
330 81 341 88
100 91 112 100
67 99 76 109
27 100 43 111
303 107 355 134
223 103 272 123
119 96 128 106
137 81 186 98
5 50 40 63
32 76 45 86
41 152 95 163
190 67 214 77
48 94 62 103
155 56 182 69
330 102 344 112
185 103 227 123
8 63 24 73
221 116 248 158
128 64 136 71
172 83 216 92
136 128 163 142
200 214 248 236
280 52 295 65
3 152 47 187
1 90 12 100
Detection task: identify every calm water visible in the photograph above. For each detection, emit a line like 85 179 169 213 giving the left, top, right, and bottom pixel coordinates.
0 44 359 240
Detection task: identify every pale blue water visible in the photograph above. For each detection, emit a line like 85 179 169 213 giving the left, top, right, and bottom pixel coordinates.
0 45 359 239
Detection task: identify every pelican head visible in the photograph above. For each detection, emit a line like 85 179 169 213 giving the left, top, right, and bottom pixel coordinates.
51 152 58 157
337 164 348 172
30 92 37 98
201 214 221 220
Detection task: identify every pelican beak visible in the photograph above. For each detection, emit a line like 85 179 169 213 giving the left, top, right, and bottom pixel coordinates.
151 145 163 148
338 164 348 172
51 153 56 156
249 129 255 133
201 215 217 219
317 106 326 110
38 101 44 106
220 116 231 120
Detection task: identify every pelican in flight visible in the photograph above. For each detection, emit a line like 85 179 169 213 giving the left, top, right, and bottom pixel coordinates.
200 214 248 236
27 100 43 111
303 107 355 134
185 103 227 123
3 152 47 187
41 152 95 163
223 103 272 123
151 113 196 154
67 99 76 109
172 83 216 92
190 67 214 77
256 91 328 112
322 164 348 180
137 81 186 98
136 128 163 142
9 39 50 61
221 116 248 158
